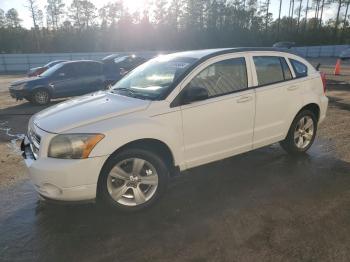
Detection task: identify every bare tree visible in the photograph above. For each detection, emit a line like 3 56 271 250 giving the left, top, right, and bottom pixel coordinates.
304 0 310 30
168 0 183 30
25 0 40 28
70 0 97 29
277 0 283 37
154 0 168 26
81 0 97 28
25 0 42 50
318 0 325 27
265 0 271 31
297 0 303 31
289 0 295 31
342 0 350 31
99 2 124 28
334 0 343 35
46 0 65 29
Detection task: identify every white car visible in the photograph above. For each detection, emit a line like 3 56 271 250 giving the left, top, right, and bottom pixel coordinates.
21 48 328 211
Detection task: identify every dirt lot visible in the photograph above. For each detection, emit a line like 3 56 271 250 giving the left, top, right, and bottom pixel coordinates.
0 59 350 262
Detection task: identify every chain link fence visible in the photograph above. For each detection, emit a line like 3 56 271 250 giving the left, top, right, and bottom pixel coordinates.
1 45 349 73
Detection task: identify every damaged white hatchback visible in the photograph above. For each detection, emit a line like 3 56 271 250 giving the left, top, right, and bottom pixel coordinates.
22 48 328 211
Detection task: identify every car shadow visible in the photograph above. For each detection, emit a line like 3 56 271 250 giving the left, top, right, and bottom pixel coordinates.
1 141 350 261
0 99 66 116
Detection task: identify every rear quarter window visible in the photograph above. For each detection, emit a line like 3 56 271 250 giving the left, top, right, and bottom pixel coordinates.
289 59 308 78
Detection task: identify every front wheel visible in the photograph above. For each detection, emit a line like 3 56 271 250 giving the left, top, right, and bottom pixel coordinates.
31 89 51 105
97 148 169 211
280 110 317 154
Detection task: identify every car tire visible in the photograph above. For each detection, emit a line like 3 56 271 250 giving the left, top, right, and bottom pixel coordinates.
280 110 317 154
24 96 32 103
97 148 169 212
31 89 51 105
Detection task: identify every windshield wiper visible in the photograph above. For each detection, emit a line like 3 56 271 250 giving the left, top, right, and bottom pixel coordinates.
112 88 147 100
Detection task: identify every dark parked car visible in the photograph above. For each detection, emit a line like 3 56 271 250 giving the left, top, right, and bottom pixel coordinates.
9 60 105 105
272 42 295 49
102 54 148 85
27 60 67 77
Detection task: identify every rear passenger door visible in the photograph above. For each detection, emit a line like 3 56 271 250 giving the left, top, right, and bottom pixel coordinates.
251 55 302 149
82 63 104 93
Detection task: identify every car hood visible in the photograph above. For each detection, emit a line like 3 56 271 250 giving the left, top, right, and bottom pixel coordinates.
33 91 150 133
11 76 43 86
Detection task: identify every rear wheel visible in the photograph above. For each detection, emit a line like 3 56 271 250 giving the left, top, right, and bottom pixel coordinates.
31 89 50 105
280 110 317 154
98 148 169 211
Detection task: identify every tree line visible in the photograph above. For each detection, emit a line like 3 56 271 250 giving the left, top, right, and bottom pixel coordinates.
1 0 350 53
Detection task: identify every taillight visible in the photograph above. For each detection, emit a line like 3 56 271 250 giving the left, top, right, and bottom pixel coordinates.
320 72 326 94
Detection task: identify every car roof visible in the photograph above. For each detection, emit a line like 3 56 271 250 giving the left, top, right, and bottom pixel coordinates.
61 60 102 65
49 60 67 63
159 47 297 100
167 47 294 60
102 54 145 61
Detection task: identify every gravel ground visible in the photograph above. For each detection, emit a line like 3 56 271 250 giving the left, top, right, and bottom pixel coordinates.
0 59 350 262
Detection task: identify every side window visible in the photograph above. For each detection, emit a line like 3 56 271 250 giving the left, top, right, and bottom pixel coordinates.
72 63 85 76
84 63 102 75
289 59 308 78
74 63 102 76
253 56 285 86
188 57 248 98
280 58 293 80
56 64 76 78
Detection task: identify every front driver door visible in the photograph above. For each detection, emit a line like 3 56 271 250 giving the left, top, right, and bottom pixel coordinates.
50 63 79 98
179 55 255 169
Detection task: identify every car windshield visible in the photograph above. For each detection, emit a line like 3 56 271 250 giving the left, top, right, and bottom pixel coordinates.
45 60 64 68
39 63 64 77
111 55 198 100
113 56 128 64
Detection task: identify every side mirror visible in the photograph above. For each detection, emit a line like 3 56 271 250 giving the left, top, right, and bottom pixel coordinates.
182 86 209 104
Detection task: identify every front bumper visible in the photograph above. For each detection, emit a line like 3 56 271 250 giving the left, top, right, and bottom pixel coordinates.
319 95 329 124
21 137 109 201
9 88 30 100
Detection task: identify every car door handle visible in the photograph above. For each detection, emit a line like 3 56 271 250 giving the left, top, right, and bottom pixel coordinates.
287 85 299 91
237 96 253 103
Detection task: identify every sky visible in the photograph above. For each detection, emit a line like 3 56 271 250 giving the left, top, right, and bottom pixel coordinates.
0 0 338 29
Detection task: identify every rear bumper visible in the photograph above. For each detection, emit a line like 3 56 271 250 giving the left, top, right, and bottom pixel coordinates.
21 138 109 202
319 95 329 124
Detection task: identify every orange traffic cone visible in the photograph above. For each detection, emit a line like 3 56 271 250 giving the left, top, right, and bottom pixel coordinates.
334 59 341 75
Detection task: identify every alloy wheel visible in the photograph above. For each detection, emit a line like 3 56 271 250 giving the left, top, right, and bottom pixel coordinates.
34 90 49 105
294 115 314 149
106 158 159 206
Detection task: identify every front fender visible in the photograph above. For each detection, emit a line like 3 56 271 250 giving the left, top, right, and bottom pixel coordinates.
66 114 185 168
31 85 53 96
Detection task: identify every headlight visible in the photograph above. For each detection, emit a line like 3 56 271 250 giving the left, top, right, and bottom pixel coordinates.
48 134 104 159
11 83 26 90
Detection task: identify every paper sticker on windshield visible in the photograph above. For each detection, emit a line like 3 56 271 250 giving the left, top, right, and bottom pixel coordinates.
167 62 190 69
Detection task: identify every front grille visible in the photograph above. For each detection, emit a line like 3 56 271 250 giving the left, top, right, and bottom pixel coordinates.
28 126 41 159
